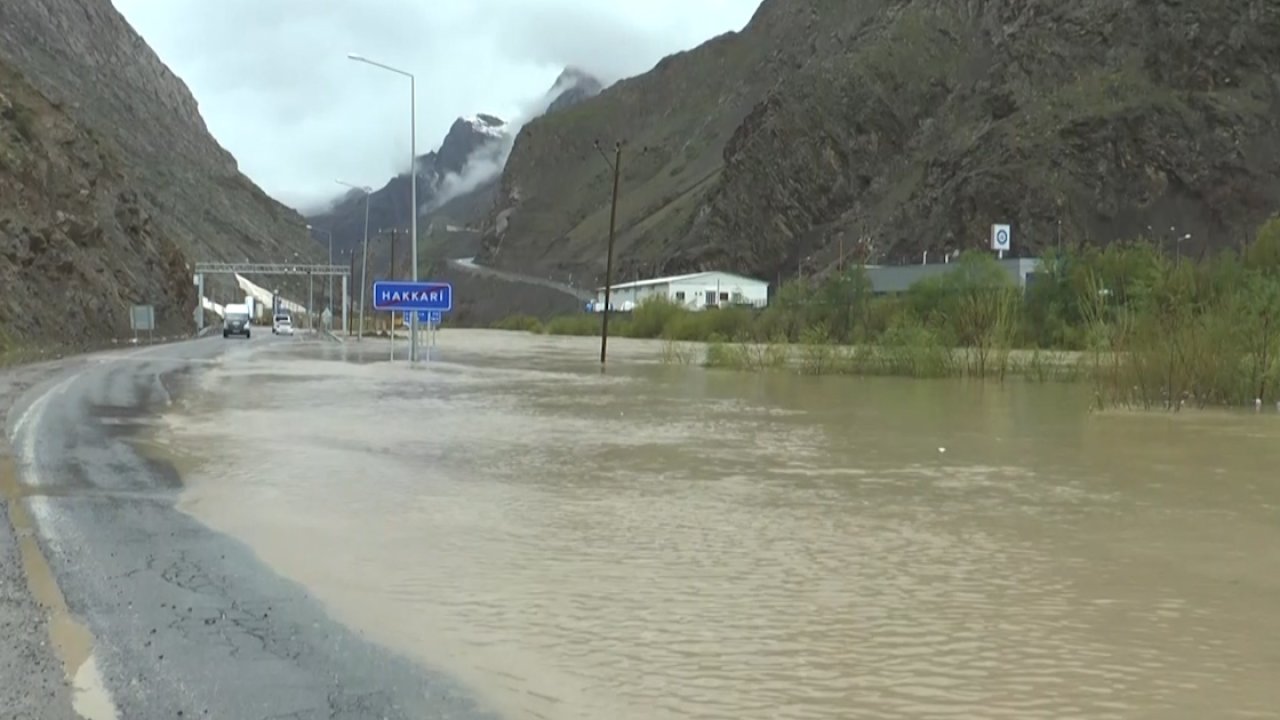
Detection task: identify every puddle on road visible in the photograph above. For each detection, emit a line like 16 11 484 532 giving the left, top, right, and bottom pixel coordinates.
2 449 120 720
160 330 1280 720
71 654 119 720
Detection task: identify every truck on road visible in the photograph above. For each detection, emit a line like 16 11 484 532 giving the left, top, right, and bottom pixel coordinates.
223 303 251 339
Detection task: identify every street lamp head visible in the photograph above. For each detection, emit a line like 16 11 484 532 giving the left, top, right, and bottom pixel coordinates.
347 53 366 61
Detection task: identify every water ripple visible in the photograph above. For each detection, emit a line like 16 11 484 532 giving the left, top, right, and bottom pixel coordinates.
162 338 1280 720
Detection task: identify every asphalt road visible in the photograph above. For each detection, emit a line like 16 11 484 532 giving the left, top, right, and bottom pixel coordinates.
448 257 593 302
1 332 499 720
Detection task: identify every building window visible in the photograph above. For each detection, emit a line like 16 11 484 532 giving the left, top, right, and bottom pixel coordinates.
719 292 729 301
675 291 685 301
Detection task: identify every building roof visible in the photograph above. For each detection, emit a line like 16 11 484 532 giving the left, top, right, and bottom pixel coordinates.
863 258 1042 294
597 271 766 292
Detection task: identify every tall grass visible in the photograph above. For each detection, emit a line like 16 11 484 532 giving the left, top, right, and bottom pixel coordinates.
490 314 543 333
492 218 1280 410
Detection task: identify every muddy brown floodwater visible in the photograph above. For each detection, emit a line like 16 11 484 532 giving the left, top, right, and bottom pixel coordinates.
158 330 1280 720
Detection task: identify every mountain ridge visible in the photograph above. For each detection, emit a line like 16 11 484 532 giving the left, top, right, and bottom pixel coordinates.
475 0 1280 288
0 0 322 347
306 67 605 271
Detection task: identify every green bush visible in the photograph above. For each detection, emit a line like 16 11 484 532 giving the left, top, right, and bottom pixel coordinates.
543 314 602 336
490 218 1280 409
491 314 543 333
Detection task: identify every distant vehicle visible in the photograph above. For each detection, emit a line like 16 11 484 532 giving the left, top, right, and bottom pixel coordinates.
223 304 251 339
272 315 294 336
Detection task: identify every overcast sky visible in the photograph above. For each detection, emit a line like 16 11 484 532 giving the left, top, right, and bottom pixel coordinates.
110 0 761 213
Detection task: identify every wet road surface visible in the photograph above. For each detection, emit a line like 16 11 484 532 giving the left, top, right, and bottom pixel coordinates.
3 334 498 720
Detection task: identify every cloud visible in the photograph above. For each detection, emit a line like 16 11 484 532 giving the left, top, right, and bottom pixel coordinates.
110 0 761 211
430 138 507 213
428 72 593 213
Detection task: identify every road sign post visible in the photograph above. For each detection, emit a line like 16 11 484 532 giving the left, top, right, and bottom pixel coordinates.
396 308 442 356
401 310 438 325
374 281 452 363
373 281 453 313
991 223 1012 259
130 304 156 344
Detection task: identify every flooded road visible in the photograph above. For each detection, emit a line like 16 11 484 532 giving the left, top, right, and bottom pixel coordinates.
162 330 1280 720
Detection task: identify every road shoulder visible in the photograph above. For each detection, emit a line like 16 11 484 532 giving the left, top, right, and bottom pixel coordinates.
4 338 501 720
1 357 84 720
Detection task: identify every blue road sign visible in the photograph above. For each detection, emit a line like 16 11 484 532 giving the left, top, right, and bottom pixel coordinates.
402 310 443 325
373 281 453 312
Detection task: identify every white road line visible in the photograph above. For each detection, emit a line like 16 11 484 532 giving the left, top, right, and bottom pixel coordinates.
4 341 191 720
12 372 79 487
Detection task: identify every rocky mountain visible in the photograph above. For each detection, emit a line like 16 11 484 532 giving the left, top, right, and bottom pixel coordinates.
0 0 321 349
309 113 509 263
307 67 605 269
477 0 1280 289
546 67 605 116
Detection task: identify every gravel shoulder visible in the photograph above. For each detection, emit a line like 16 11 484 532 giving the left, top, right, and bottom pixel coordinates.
1 355 88 720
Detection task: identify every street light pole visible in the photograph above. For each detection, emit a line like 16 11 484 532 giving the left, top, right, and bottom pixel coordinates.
349 53 418 362
593 140 622 365
306 224 333 327
337 180 373 342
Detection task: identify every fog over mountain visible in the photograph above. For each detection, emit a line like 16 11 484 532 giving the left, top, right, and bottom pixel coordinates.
109 0 760 210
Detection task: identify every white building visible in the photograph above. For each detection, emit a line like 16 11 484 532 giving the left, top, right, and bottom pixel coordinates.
592 271 769 312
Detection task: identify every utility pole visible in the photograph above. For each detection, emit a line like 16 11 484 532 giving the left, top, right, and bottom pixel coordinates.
389 228 397 280
336 180 372 342
594 140 622 365
348 252 356 335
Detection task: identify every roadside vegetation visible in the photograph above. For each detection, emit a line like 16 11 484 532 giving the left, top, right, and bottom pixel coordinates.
494 220 1280 411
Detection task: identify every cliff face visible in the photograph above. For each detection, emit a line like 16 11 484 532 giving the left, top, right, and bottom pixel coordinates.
478 0 1280 286
0 60 192 346
0 0 321 347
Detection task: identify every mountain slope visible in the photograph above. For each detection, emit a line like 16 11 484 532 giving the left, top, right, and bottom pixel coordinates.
307 68 605 270
309 114 510 265
0 0 321 346
477 0 1280 287
0 59 192 347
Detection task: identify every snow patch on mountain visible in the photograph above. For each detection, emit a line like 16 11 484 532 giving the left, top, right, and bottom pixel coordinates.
464 113 508 139
431 71 603 211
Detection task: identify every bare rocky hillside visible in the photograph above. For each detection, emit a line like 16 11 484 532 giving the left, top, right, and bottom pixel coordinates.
477 0 1280 286
0 0 321 349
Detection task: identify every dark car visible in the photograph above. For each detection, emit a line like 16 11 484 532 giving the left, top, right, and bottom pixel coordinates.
223 313 251 339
